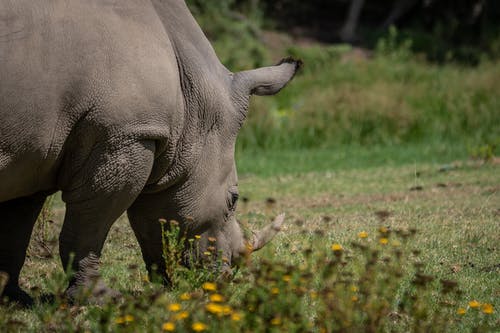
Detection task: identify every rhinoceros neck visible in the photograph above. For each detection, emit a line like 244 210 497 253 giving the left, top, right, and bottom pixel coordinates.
144 0 232 192
150 0 229 77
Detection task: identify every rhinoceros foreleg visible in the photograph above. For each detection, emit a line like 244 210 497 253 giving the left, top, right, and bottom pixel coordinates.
0 193 47 306
58 140 155 303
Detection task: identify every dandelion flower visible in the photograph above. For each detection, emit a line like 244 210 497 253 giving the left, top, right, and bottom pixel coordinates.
222 305 233 315
124 315 134 322
457 308 466 315
379 226 388 234
162 322 175 331
231 312 242 322
206 302 224 314
115 317 125 324
180 293 191 301
209 294 225 302
168 303 182 312
175 311 189 320
331 244 343 251
351 296 358 302
203 251 211 256
358 231 368 239
271 287 279 295
195 235 201 239
282 275 291 282
481 303 494 314
271 317 282 325
192 322 207 331
202 282 217 291
469 300 481 308
379 238 389 245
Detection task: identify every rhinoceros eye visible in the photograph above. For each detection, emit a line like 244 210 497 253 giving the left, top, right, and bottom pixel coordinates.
228 191 239 210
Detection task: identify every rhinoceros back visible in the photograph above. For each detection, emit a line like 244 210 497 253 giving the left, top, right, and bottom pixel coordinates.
0 0 181 202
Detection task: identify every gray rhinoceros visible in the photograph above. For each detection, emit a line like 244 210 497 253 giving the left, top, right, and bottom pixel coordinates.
0 0 300 306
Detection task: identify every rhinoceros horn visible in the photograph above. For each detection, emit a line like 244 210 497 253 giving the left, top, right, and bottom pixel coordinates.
250 213 285 252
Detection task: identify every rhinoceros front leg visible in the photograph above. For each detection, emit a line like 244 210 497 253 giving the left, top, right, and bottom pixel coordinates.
0 193 47 306
59 139 155 303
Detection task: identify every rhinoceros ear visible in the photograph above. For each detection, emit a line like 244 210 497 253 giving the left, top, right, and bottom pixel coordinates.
233 58 302 96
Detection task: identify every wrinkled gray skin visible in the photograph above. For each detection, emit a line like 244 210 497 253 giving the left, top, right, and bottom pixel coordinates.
0 0 299 306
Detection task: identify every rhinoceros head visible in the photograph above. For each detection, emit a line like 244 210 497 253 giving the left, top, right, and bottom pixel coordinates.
126 57 300 281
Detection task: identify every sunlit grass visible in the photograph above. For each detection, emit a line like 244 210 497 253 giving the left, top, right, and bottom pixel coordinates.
1 152 497 332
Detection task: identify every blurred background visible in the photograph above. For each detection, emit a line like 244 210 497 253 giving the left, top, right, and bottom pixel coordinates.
186 0 499 172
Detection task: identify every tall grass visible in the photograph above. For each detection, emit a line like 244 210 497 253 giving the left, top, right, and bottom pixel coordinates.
237 43 500 151
187 3 499 154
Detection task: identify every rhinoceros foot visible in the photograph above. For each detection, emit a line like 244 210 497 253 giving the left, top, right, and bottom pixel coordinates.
65 253 122 305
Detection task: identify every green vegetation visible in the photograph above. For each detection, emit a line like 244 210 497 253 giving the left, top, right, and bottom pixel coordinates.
1 156 498 332
186 1 499 154
239 41 500 151
2 2 498 332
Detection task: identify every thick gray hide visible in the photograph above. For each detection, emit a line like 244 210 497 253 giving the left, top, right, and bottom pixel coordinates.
0 0 299 305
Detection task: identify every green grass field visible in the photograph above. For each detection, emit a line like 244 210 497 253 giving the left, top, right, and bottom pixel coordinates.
1 146 498 332
1 18 499 331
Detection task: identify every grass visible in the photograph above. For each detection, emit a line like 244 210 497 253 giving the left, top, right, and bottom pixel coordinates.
238 49 500 150
186 1 500 151
0 146 498 332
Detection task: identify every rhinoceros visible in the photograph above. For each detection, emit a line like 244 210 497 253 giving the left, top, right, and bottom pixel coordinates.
0 0 300 306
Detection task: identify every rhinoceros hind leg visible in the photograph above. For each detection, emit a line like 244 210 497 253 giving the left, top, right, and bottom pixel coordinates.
0 193 47 307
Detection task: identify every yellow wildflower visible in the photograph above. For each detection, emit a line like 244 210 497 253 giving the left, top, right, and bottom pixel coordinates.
168 303 182 312
282 275 291 282
358 231 368 239
115 315 134 324
331 243 343 251
202 282 217 291
271 287 279 295
195 235 201 239
180 293 191 301
482 303 494 314
175 311 189 320
379 226 388 234
206 302 224 314
231 312 242 322
469 300 481 308
162 322 176 331
310 291 318 299
350 285 358 292
379 238 389 245
209 293 225 302
271 317 282 325
203 251 211 256
192 322 207 331
457 308 467 315
351 296 358 302
222 305 233 315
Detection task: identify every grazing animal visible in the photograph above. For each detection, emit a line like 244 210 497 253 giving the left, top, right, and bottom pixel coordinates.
0 0 300 305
